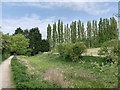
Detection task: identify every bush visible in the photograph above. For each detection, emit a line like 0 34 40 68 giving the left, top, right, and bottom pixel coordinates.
2 51 10 61
98 39 119 63
57 42 86 61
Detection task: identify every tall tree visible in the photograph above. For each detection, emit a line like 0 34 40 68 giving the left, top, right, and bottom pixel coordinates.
94 20 98 47
110 17 118 39
14 27 23 35
47 24 51 50
66 24 69 42
87 21 92 48
71 21 77 43
77 20 81 40
58 20 61 43
23 29 29 38
98 18 103 45
41 39 50 52
11 34 30 55
81 22 85 41
64 25 67 42
61 21 64 43
52 23 57 47
70 22 74 43
74 21 77 43
29 27 42 55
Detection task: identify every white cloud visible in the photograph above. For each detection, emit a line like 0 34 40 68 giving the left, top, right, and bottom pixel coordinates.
32 2 115 15
2 15 56 39
4 2 116 15
62 2 112 15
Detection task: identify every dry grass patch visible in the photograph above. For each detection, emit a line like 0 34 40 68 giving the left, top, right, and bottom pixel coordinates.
43 68 69 88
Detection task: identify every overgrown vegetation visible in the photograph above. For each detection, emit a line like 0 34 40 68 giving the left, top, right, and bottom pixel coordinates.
98 39 119 63
57 42 86 61
11 57 61 88
2 34 11 60
19 54 118 88
1 15 119 88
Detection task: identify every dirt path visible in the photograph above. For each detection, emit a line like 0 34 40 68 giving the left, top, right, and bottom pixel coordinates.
0 56 14 89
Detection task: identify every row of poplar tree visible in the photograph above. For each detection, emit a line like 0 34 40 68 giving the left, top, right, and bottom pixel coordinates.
47 17 118 49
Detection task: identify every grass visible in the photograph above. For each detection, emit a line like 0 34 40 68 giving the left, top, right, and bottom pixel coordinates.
11 56 61 88
18 53 118 88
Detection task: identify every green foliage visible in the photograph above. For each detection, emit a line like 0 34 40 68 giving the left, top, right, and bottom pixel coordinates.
11 57 61 88
47 17 118 48
2 34 11 60
57 42 86 61
29 27 42 55
58 20 61 43
60 21 64 43
14 27 23 35
98 39 119 63
22 54 118 88
70 21 77 43
40 39 50 52
13 27 43 55
87 21 92 48
2 51 10 60
11 57 31 88
11 34 30 55
47 24 52 50
52 23 57 48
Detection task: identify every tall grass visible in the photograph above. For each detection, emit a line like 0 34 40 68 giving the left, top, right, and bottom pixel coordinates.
20 54 118 88
11 56 61 89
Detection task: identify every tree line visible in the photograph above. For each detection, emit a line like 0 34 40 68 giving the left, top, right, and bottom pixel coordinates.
47 17 118 50
1 17 118 60
2 27 49 60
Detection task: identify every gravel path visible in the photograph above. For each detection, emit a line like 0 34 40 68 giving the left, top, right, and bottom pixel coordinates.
0 56 14 89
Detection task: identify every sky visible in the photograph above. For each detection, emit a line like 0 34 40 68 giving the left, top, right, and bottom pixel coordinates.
1 2 118 39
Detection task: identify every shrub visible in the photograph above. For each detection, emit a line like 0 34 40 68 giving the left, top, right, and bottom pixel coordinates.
57 42 86 61
2 51 10 61
98 39 119 63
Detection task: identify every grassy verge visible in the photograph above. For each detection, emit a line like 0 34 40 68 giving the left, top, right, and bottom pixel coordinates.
20 53 118 88
11 56 61 89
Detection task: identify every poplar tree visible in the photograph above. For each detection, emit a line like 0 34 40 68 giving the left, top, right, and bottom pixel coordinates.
66 24 69 42
58 20 61 43
94 20 98 47
81 22 85 41
64 25 67 42
47 24 51 50
110 17 118 40
87 21 92 48
98 18 103 45
53 23 57 47
61 21 64 43
78 20 81 40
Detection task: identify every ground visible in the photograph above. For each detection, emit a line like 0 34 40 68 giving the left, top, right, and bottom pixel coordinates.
18 53 118 88
0 56 15 89
1 48 118 88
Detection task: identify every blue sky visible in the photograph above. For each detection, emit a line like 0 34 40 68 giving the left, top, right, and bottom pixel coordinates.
1 2 118 39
